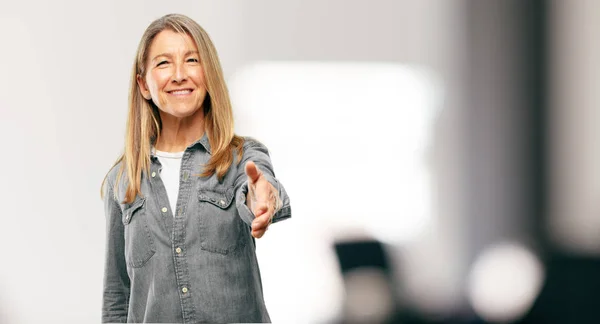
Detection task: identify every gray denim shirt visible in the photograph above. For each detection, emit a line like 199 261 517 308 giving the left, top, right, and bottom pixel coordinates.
102 134 291 323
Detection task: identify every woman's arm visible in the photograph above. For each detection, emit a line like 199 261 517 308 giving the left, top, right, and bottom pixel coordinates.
234 139 292 236
101 180 130 323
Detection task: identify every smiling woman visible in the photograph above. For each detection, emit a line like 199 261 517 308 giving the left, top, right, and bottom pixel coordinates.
137 30 207 119
100 14 291 323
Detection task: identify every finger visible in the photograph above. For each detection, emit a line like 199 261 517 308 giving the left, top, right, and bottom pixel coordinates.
252 227 267 238
245 161 262 184
253 203 268 218
252 210 272 230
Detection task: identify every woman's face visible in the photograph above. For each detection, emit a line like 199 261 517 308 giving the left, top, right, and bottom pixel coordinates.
138 29 207 119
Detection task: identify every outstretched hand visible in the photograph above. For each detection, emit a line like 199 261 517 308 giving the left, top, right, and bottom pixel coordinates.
245 161 280 238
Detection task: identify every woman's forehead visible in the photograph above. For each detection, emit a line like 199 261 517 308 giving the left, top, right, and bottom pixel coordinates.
149 29 198 56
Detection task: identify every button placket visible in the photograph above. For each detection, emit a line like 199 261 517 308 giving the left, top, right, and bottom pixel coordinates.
169 150 199 320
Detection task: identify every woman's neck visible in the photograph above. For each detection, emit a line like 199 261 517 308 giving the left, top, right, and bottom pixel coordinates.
156 110 205 153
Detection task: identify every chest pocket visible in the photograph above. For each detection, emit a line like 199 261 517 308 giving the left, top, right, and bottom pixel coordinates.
197 185 247 254
122 197 156 268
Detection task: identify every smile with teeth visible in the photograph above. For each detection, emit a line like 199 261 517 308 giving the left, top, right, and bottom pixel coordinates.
168 89 193 96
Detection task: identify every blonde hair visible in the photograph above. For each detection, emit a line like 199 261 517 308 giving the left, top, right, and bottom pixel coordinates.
101 13 244 203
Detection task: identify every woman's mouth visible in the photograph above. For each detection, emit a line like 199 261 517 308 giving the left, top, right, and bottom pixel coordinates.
167 89 193 96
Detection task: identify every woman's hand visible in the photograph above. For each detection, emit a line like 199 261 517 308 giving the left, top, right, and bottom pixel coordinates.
245 161 280 238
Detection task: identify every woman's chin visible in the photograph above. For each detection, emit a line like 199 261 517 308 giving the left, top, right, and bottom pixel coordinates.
163 107 203 119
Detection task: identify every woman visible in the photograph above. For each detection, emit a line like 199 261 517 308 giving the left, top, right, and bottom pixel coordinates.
101 13 291 323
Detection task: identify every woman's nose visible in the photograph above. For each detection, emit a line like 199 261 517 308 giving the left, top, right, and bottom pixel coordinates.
172 63 187 83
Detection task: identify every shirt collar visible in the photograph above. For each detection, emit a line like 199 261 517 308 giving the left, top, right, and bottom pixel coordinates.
194 131 212 154
150 131 211 161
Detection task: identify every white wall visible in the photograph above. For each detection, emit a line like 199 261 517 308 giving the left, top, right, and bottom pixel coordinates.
548 0 600 255
0 0 466 322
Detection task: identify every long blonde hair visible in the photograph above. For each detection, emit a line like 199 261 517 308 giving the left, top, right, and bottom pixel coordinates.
101 13 244 203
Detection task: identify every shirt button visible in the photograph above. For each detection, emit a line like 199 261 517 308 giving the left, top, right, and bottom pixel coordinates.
176 247 182 254
151 171 156 178
220 200 226 206
182 287 188 293
162 207 168 213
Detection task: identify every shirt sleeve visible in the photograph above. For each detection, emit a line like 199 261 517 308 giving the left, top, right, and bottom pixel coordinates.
234 138 292 227
101 179 130 323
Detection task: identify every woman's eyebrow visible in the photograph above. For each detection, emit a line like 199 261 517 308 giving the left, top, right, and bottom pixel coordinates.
152 51 199 62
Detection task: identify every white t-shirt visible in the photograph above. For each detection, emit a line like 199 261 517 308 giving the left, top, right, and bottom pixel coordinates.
153 148 185 216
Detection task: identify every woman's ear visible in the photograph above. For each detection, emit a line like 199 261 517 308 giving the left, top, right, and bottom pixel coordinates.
136 74 151 100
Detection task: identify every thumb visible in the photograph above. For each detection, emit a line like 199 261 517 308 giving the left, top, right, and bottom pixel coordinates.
245 161 262 184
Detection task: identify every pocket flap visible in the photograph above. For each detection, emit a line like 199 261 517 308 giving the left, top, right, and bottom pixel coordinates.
198 186 234 209
123 197 146 225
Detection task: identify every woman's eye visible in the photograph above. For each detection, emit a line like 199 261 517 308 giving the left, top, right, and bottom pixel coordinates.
187 58 199 63
157 61 168 66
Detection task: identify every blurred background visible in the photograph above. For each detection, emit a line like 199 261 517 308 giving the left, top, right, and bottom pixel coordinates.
1 0 599 323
